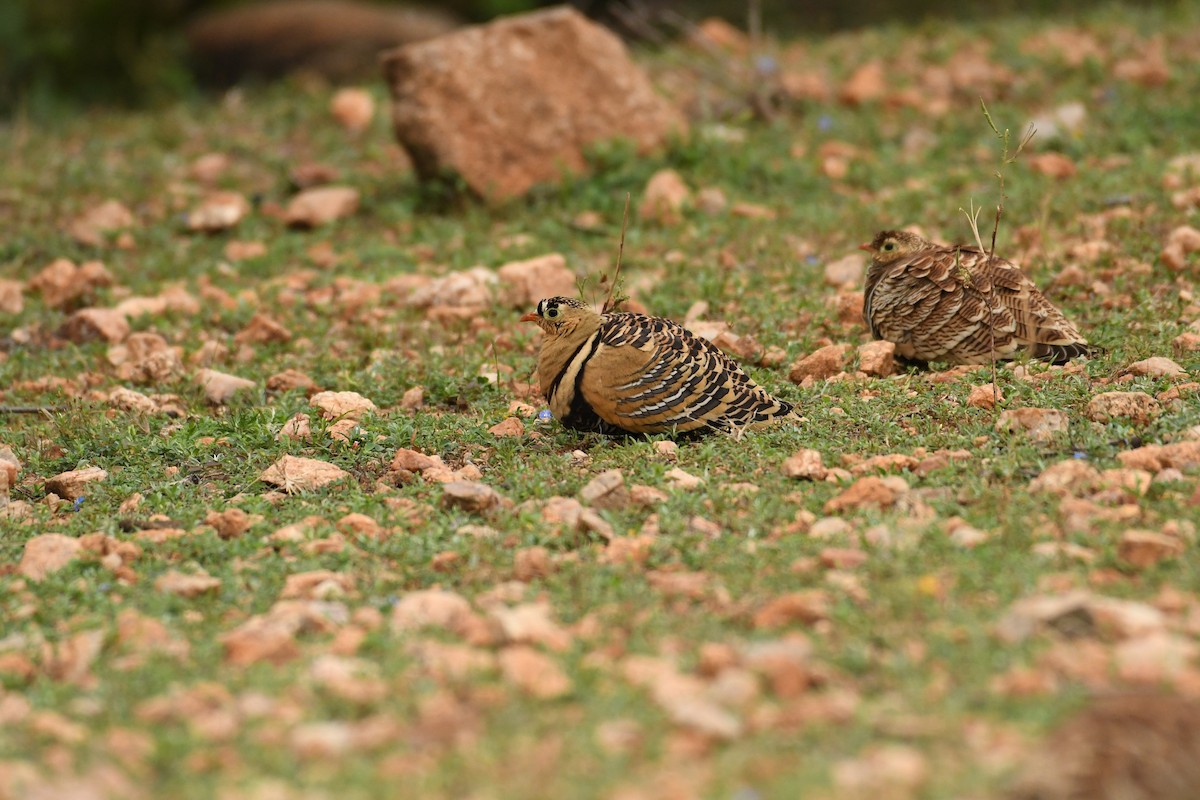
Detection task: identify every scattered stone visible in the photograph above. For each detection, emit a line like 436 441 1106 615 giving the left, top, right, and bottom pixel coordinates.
827 291 865 328
277 413 312 441
391 589 473 632
18 534 82 581
833 745 929 796
0 447 18 501
186 191 250 232
1117 441 1200 472
849 453 919 476
495 253 576 308
267 369 318 395
441 480 507 513
283 571 355 601
109 332 185 384
225 240 267 261
783 448 826 481
1122 356 1187 379
68 200 134 246
234 313 293 345
220 600 344 666
405 268 495 309
839 60 886 105
1173 332 1200 353
820 547 869 569
753 590 830 628
857 340 895 377
994 407 1069 442
1118 529 1185 569
0 279 23 314
499 645 572 699
788 344 851 383
390 448 440 474
205 508 257 540
108 388 180 419
195 369 256 404
1028 459 1100 496
60 308 131 344
260 455 349 493
1085 391 1160 425
330 87 374 133
284 186 359 227
155 570 222 598
579 469 629 511
46 467 107 499
696 187 727 215
638 169 690 225
996 590 1164 643
382 7 686 202
488 417 525 438
513 546 554 582
967 383 1003 409
665 468 704 490
823 476 905 513
1027 152 1077 179
824 253 864 287
28 259 113 309
310 390 376 420
809 517 853 540
653 441 679 460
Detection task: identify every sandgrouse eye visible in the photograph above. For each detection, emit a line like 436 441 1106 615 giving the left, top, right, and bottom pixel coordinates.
859 230 1099 367
520 297 797 437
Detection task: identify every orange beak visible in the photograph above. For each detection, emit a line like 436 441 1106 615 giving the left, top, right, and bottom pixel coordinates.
857 243 873 252
519 312 539 323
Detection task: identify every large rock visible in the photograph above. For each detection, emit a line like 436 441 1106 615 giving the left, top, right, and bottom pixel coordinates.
382 7 686 202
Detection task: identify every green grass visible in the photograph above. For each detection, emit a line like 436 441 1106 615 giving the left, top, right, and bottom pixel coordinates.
2 3 1200 798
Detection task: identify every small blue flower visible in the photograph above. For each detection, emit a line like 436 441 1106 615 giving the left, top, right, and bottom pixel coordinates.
73 497 85 512
817 114 834 131
1073 451 1088 460
537 409 553 422
754 55 778 75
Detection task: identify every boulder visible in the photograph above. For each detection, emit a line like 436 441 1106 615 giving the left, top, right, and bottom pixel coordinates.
382 7 686 202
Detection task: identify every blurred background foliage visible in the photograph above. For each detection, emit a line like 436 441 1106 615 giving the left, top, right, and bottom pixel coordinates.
0 0 1184 118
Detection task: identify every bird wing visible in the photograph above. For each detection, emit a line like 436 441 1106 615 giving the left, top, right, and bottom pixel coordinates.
966 250 1090 351
866 247 1018 362
578 314 792 434
866 245 1091 364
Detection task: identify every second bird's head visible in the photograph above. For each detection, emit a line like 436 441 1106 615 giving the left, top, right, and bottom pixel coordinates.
520 296 593 335
858 230 929 266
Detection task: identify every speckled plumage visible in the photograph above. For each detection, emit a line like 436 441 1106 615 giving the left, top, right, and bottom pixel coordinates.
522 297 795 436
1010 692 1200 800
861 230 1096 366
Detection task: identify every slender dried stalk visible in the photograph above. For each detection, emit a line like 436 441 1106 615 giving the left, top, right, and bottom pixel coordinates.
602 192 632 314
959 100 1037 410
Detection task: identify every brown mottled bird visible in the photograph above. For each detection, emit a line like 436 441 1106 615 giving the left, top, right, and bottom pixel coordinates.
1009 692 1200 800
860 230 1095 366
521 297 795 436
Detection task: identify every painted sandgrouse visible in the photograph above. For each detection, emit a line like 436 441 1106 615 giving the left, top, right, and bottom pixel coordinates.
861 230 1096 366
521 297 795 436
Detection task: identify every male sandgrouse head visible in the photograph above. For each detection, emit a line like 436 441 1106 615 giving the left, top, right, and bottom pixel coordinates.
860 229 1097 366
521 296 795 437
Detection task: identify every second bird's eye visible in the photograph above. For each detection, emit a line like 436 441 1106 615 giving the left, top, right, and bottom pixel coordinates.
883 242 895 251
546 307 559 319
